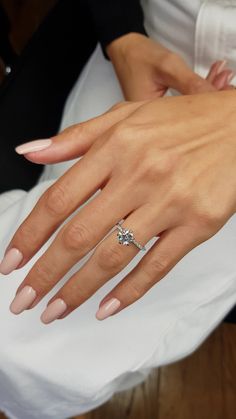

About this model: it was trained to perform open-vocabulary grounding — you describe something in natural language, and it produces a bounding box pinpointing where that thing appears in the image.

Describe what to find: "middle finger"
[9,177,138,314]
[39,203,171,324]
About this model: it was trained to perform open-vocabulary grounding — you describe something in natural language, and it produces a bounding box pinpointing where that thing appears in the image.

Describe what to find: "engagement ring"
[116,221,146,251]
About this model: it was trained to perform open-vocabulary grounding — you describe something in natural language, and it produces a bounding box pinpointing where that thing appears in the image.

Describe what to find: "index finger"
[0,137,112,275]
[16,101,144,165]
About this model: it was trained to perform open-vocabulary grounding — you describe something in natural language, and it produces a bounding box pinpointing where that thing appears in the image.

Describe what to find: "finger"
[9,179,144,314]
[206,61,235,90]
[173,69,216,94]
[206,60,227,83]
[38,204,171,324]
[222,84,236,91]
[1,138,113,273]
[96,225,201,319]
[212,70,235,90]
[15,101,145,164]
[162,54,216,94]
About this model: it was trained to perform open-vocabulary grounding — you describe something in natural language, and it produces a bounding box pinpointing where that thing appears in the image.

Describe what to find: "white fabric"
[0,1,236,418]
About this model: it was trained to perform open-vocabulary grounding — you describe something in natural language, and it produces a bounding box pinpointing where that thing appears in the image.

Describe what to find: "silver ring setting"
[116,221,146,251]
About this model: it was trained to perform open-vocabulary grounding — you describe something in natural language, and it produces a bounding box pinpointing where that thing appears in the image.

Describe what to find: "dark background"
[0,0,97,191]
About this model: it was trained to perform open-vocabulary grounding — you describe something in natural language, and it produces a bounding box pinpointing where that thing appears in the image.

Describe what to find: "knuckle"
[96,244,125,272]
[31,261,54,291]
[125,280,144,300]
[139,150,176,181]
[62,284,90,307]
[60,124,78,138]
[45,183,69,217]
[171,183,191,206]
[16,224,39,249]
[194,206,224,231]
[109,122,134,149]
[109,125,124,146]
[64,122,87,138]
[142,255,170,280]
[62,222,92,252]
[72,122,93,140]
[187,77,208,94]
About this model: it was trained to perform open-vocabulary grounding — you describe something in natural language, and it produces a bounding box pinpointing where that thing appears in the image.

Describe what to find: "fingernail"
[216,60,227,75]
[0,248,23,275]
[10,285,37,314]
[15,139,52,155]
[40,298,67,324]
[96,298,121,320]
[227,71,235,84]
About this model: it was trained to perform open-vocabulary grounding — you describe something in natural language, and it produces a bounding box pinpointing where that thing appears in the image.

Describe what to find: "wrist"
[106,32,147,61]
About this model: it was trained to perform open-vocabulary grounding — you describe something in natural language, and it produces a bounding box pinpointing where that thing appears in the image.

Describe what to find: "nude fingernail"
[10,285,37,314]
[15,139,52,155]
[0,248,23,275]
[40,298,67,324]
[216,59,227,75]
[96,298,121,320]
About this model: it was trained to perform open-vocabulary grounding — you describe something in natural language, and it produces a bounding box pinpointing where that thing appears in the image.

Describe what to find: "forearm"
[86,0,147,57]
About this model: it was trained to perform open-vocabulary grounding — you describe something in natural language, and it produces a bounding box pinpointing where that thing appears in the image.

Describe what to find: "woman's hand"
[1,91,236,324]
[107,33,234,100]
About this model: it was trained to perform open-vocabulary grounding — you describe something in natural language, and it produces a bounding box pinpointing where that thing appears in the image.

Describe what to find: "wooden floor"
[0,323,235,419]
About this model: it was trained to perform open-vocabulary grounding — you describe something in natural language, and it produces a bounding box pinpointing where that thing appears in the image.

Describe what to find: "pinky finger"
[212,70,235,90]
[96,225,201,320]
[206,60,226,83]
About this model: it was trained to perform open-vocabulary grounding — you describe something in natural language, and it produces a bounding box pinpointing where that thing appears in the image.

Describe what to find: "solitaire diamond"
[116,221,146,251]
[117,228,134,246]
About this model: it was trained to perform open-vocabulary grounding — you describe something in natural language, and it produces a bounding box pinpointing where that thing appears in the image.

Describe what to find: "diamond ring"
[116,221,146,251]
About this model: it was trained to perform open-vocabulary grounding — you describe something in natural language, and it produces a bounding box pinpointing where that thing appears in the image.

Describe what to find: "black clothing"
[87,0,147,55]
[0,0,146,192]
[0,6,17,66]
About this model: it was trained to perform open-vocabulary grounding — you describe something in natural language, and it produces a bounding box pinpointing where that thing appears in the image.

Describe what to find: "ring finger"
[38,204,173,324]
[96,224,202,320]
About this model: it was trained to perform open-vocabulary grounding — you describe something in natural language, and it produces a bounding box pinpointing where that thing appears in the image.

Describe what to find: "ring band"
[116,221,146,251]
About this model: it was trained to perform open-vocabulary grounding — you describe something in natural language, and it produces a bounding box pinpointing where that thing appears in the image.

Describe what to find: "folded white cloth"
[0,1,236,418]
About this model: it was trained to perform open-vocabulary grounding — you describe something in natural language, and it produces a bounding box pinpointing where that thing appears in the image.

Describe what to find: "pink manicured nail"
[15,139,52,155]
[0,248,23,275]
[227,71,235,84]
[216,60,227,75]
[40,298,67,324]
[96,298,121,320]
[10,285,37,314]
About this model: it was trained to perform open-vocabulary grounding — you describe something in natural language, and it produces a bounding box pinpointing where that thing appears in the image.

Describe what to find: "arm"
[87,1,233,100]
[86,0,147,57]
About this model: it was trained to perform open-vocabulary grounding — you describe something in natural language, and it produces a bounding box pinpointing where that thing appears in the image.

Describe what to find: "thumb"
[16,101,144,164]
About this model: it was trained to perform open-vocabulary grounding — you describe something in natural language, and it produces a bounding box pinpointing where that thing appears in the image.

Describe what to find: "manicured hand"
[1,90,236,324]
[106,33,235,100]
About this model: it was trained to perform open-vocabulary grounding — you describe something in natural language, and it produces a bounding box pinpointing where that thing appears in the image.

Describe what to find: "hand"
[107,33,234,100]
[2,90,236,324]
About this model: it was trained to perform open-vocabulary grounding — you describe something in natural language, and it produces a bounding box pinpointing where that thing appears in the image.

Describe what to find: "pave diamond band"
[116,221,146,251]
